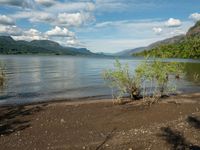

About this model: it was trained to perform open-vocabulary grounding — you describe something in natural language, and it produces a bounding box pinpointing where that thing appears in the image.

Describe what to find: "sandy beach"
[0,93,200,150]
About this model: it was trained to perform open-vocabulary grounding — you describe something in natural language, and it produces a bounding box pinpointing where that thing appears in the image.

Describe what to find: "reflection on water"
[183,63,200,84]
[0,55,199,105]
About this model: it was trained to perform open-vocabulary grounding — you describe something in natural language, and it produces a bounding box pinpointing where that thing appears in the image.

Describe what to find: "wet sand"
[0,93,200,150]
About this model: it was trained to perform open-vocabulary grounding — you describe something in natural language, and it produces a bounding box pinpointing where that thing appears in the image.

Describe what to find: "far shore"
[0,93,200,150]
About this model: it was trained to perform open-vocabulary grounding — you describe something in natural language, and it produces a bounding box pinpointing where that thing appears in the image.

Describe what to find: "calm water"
[0,55,199,105]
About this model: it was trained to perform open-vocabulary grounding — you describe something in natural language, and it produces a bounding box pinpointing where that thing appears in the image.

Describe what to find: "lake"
[0,55,199,105]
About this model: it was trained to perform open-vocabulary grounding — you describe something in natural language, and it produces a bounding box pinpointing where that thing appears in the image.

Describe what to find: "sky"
[0,0,200,53]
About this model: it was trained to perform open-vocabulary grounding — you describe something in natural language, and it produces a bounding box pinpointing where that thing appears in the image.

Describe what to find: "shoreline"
[0,92,200,150]
[1,92,199,107]
[26,92,200,107]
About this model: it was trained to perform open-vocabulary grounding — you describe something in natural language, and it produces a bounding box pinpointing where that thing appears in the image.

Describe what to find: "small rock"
[128,148,133,150]
[105,144,109,147]
[61,119,65,123]
[82,146,86,149]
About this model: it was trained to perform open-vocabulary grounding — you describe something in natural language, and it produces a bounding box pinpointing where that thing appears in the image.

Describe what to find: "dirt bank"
[0,93,200,150]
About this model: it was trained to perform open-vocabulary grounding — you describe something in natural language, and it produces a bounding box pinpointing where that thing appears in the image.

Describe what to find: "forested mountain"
[114,47,146,56]
[133,21,200,59]
[0,36,95,56]
[115,35,185,57]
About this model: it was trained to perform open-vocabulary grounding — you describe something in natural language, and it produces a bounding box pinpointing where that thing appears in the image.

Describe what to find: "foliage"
[103,60,141,101]
[135,58,183,98]
[0,64,5,87]
[133,37,200,59]
[103,59,183,103]
[182,62,200,84]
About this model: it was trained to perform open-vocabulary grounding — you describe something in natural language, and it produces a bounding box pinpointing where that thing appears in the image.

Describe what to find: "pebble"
[105,144,109,147]
[128,148,133,150]
[61,119,65,123]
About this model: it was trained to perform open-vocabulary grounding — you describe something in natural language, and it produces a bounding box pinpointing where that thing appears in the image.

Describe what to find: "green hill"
[133,21,200,59]
[0,36,94,56]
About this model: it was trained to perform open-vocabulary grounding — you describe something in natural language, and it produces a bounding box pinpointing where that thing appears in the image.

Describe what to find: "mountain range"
[116,20,200,59]
[0,36,99,56]
[115,35,186,57]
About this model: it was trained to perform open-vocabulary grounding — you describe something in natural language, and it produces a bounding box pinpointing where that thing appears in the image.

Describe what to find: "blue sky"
[0,0,200,53]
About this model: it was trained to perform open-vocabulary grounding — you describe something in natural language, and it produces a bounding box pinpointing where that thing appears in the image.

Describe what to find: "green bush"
[135,58,183,98]
[103,59,183,103]
[103,60,141,101]
[0,64,5,87]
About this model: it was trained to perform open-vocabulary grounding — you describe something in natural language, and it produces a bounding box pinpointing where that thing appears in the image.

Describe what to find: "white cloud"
[45,2,95,13]
[12,11,55,23]
[24,28,41,37]
[189,13,200,22]
[29,12,54,23]
[11,2,95,27]
[12,28,45,41]
[95,0,158,13]
[95,0,128,12]
[57,12,94,27]
[12,35,42,41]
[0,15,15,25]
[169,29,185,36]
[152,27,162,34]
[35,0,56,7]
[95,21,114,28]
[65,38,81,46]
[0,25,22,36]
[0,0,33,8]
[165,18,182,27]
[45,26,75,37]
